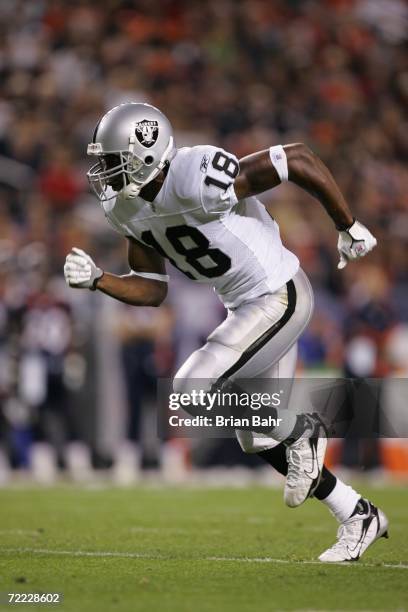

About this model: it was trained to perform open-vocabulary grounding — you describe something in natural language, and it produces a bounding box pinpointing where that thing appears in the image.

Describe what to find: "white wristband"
[130,270,169,283]
[269,145,288,182]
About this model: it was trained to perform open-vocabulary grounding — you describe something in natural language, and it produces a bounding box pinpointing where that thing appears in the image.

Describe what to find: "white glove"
[337,220,377,270]
[64,247,103,290]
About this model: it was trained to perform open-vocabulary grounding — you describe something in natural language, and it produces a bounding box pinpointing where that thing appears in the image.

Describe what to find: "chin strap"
[122,183,140,199]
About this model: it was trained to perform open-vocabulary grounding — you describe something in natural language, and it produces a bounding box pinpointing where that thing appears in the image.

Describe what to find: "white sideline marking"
[130,527,189,535]
[1,548,157,560]
[0,529,40,536]
[1,547,407,570]
[129,526,222,535]
[208,556,408,570]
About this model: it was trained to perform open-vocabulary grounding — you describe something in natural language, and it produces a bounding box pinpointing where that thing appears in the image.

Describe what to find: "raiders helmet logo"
[135,119,159,148]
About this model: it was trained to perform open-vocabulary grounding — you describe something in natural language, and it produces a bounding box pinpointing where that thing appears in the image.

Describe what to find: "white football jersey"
[102,145,299,308]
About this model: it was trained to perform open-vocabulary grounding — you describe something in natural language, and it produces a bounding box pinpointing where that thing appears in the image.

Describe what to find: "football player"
[64,103,388,562]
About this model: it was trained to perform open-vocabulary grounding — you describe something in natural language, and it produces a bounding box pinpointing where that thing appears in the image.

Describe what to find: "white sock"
[320,478,361,523]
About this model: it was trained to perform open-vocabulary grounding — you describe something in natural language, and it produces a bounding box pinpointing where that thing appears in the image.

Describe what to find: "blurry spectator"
[114,303,174,472]
[39,148,82,212]
[340,265,397,472]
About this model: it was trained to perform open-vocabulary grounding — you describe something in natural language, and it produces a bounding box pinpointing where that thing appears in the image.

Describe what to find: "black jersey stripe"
[220,279,297,379]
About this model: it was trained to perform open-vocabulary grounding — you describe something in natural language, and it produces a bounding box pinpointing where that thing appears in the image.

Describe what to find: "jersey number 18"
[142,225,231,279]
[141,152,238,279]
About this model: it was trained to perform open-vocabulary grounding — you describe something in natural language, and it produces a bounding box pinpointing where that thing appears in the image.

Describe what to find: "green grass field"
[0,484,406,611]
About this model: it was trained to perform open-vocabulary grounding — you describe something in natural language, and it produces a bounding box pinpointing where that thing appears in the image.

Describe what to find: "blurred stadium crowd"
[0,0,407,482]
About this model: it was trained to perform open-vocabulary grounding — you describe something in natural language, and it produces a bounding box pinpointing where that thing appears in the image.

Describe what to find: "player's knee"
[173,347,221,394]
[172,374,213,397]
[173,360,198,395]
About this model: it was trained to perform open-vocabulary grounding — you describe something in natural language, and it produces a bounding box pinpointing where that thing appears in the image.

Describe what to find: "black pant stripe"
[220,279,297,379]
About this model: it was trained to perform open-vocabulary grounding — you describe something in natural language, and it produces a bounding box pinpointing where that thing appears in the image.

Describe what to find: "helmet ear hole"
[144,155,154,165]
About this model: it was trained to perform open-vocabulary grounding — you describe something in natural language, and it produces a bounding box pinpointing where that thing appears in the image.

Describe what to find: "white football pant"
[174,268,314,452]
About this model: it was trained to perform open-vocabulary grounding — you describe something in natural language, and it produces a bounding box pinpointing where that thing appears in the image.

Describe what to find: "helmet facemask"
[87,132,175,202]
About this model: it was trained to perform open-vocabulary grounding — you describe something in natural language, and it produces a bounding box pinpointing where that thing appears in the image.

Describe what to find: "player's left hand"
[337,220,377,270]
[64,247,103,289]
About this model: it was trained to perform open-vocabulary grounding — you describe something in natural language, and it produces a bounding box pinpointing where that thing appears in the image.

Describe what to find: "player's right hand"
[64,247,103,290]
[337,220,377,270]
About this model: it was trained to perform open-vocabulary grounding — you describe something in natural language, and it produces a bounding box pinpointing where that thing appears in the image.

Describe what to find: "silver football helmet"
[87,102,176,201]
